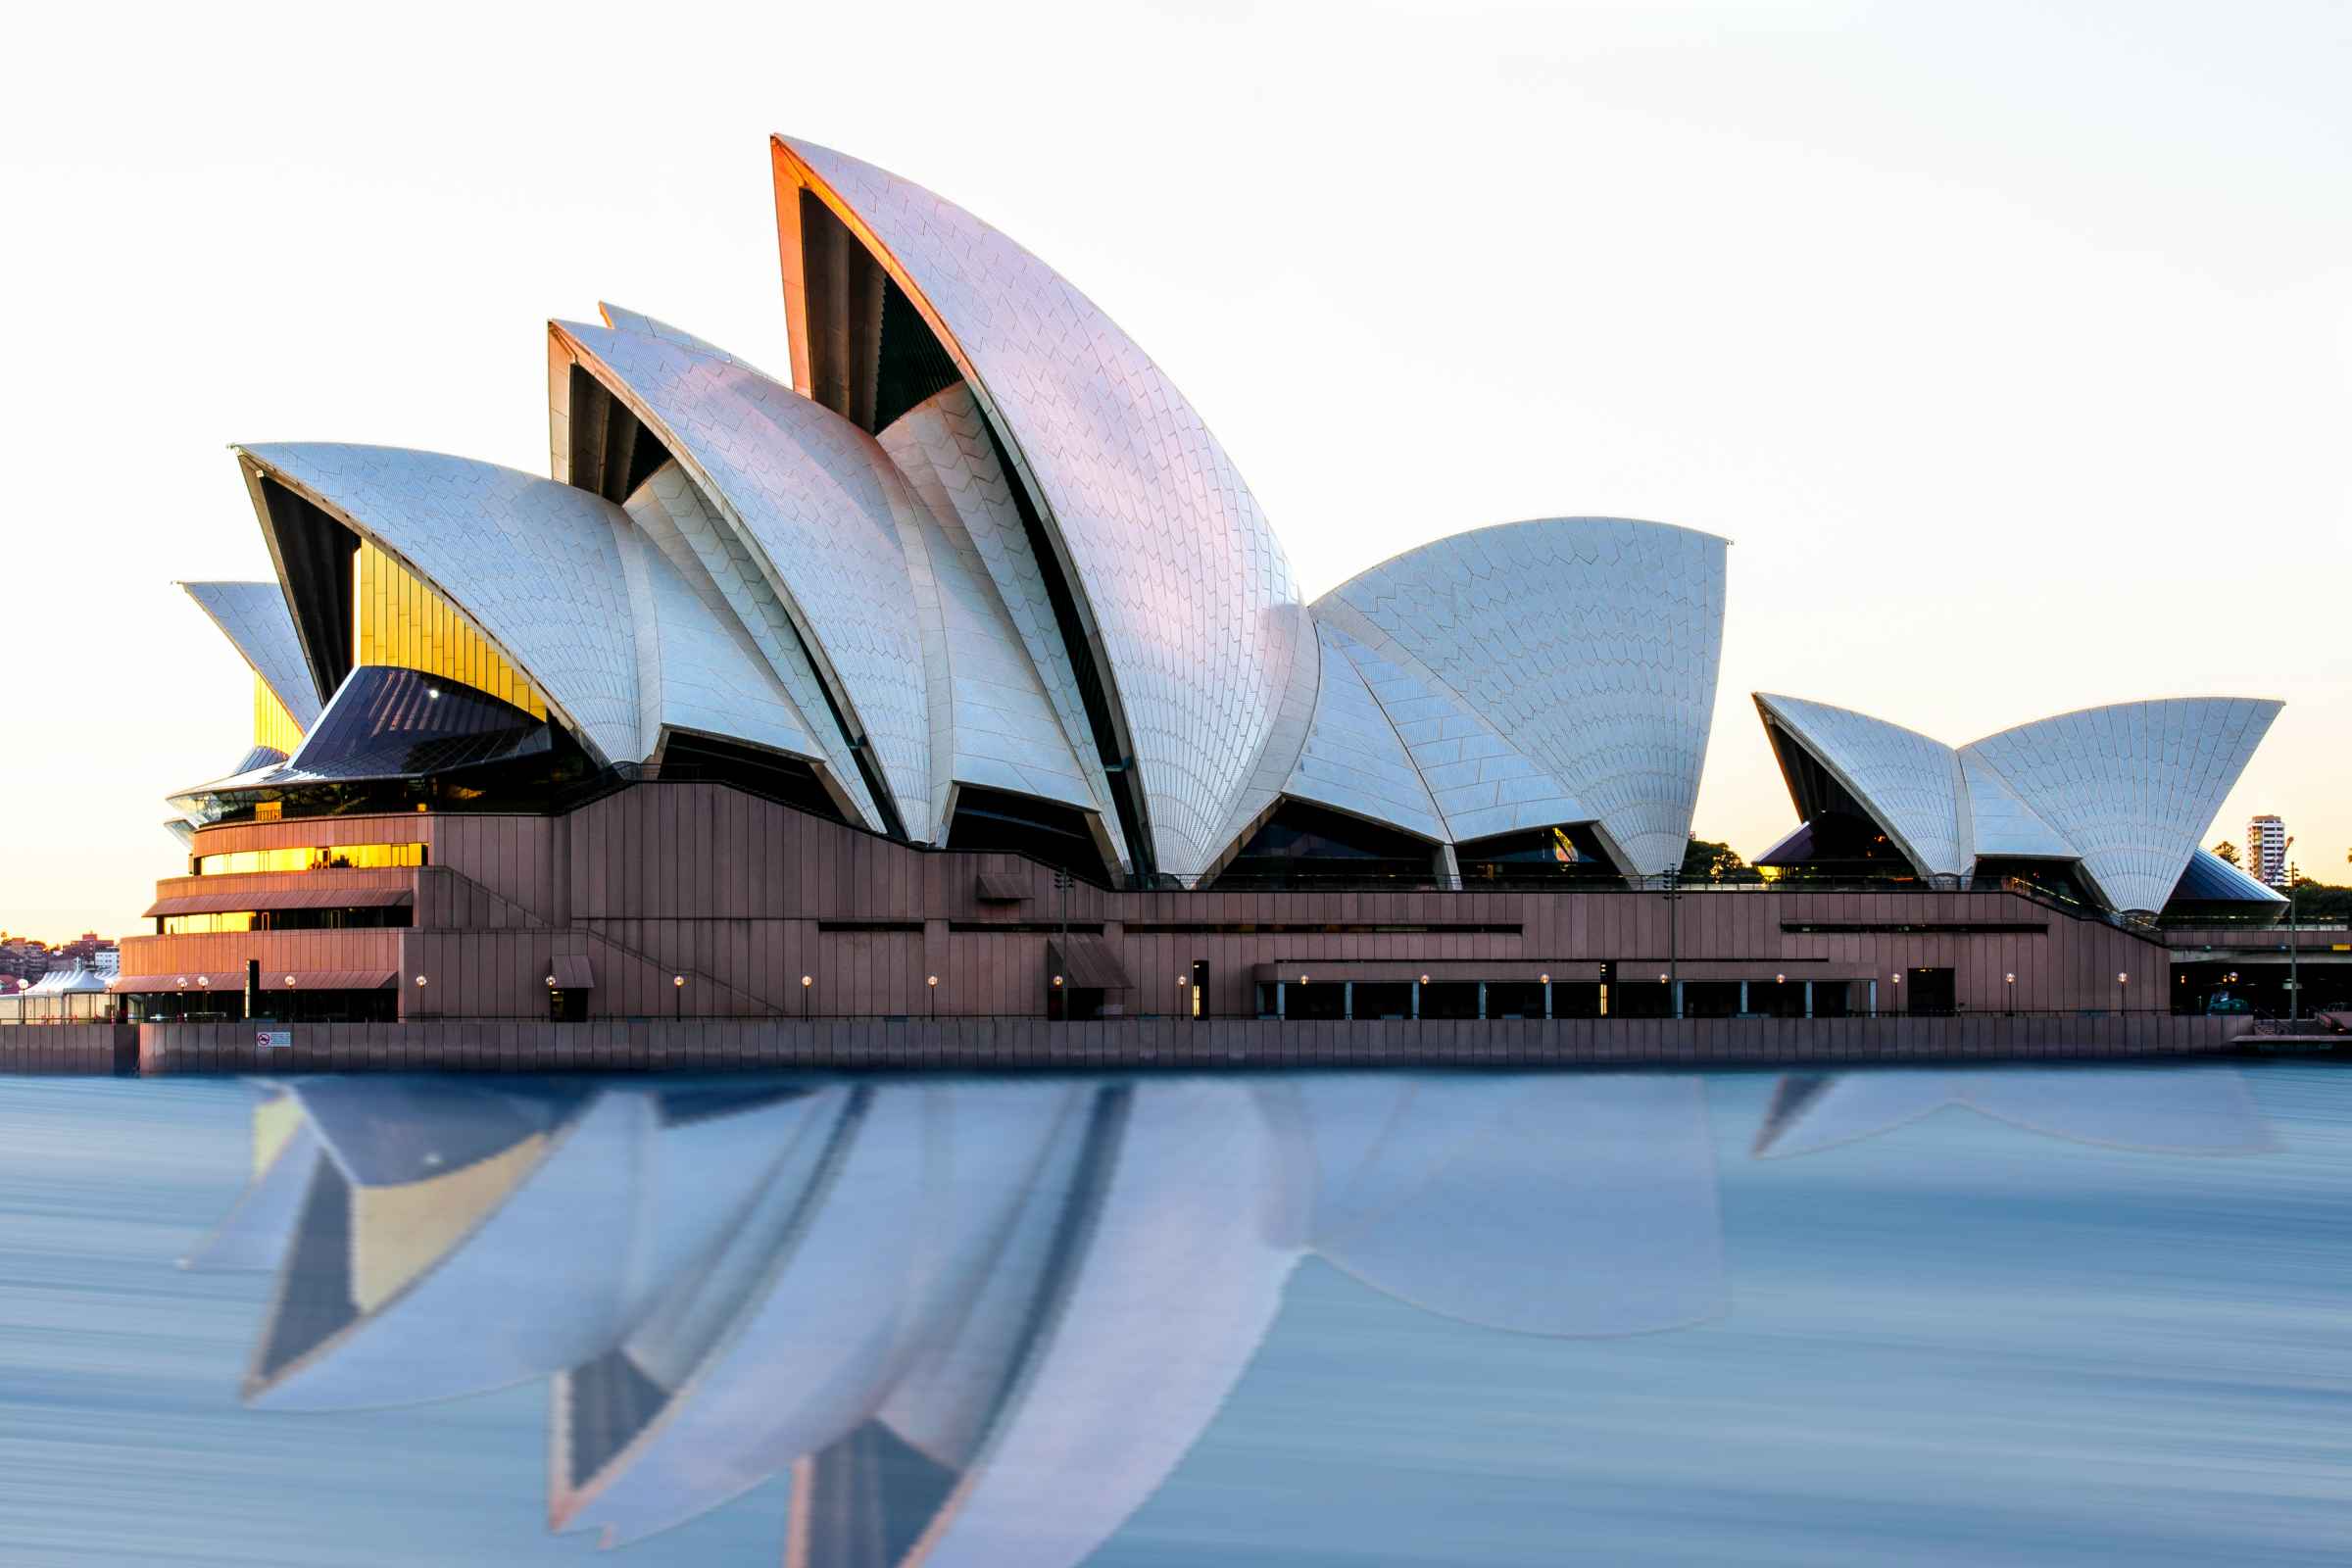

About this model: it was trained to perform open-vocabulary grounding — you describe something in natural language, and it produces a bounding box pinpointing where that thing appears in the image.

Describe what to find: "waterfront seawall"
[106,1013,2288,1077]
[0,1025,138,1075]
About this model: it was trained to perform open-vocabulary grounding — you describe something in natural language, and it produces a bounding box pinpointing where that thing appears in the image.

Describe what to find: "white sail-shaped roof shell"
[236,443,644,766]
[1756,693,1972,879]
[1270,621,1448,844]
[1754,694,2280,910]
[774,136,1318,880]
[552,318,935,835]
[1316,518,1728,875]
[1959,698,2282,915]
[1303,606,1584,847]
[180,580,321,730]
[1958,751,2076,859]
[877,386,1108,837]
[612,471,830,772]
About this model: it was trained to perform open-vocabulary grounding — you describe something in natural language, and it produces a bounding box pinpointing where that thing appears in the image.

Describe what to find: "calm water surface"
[2,1064,2350,1565]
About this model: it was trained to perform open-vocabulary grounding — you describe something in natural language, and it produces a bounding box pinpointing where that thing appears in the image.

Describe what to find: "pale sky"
[3,0,2346,940]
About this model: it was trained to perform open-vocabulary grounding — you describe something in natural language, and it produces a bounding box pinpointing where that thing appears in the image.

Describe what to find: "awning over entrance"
[1047,936,1131,990]
[550,955,596,991]
[111,969,397,993]
[975,871,1030,903]
[143,886,415,918]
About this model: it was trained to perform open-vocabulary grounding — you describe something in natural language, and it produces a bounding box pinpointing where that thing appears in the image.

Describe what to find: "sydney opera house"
[87,135,2331,1066]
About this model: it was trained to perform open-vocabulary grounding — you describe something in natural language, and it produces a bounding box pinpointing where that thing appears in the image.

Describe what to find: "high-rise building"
[2247,814,2289,888]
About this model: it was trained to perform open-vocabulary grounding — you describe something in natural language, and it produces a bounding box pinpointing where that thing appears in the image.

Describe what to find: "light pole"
[927,973,938,1019]
[2005,972,2016,1016]
[2287,860,2301,1024]
[2116,971,2129,1016]
[1661,865,1683,1018]
[800,974,811,1020]
[672,973,686,1020]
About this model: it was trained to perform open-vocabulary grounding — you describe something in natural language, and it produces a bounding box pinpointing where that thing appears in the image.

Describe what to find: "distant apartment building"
[2247,814,2289,888]
[0,932,119,987]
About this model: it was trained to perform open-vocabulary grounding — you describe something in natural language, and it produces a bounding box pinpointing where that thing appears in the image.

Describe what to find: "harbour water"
[2,1064,2349,1565]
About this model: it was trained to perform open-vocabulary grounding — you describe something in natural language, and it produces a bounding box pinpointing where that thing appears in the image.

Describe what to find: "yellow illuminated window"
[353,541,546,718]
[254,676,305,756]
[192,843,427,876]
[160,911,258,935]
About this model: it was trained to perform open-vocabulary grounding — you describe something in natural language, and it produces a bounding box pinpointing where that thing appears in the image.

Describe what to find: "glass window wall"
[192,843,427,876]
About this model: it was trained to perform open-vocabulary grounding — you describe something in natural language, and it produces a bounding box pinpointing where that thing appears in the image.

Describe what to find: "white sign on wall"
[257,1030,293,1051]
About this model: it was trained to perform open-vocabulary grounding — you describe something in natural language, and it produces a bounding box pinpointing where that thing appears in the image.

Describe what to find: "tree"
[1682,837,1765,883]
[2212,840,2240,866]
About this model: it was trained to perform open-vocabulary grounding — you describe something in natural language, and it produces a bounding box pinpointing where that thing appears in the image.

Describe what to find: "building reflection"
[189,1073,1725,1563]
[1750,1067,2277,1158]
[190,1065,2276,1561]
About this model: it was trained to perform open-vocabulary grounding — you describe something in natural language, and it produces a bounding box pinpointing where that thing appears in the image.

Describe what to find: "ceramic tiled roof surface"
[237,443,643,765]
[1321,519,1728,875]
[777,136,1317,879]
[556,318,934,833]
[180,580,321,727]
[1962,698,2282,914]
[1755,694,1971,878]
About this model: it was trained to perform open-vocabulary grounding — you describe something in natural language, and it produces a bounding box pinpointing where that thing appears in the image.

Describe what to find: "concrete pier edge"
[0,1014,2330,1078]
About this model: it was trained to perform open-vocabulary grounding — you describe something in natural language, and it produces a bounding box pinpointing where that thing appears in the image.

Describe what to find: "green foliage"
[2284,877,2352,922]
[1682,838,1765,883]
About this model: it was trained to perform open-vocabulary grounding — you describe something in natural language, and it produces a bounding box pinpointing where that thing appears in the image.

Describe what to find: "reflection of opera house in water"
[87,132,2332,1059]
[193,1067,2272,1562]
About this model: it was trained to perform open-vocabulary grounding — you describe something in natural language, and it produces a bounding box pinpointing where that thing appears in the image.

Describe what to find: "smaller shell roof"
[181,581,321,730]
[2171,846,2287,906]
[1318,517,1729,875]
[1752,692,2284,915]
[1754,693,1969,879]
[237,443,645,767]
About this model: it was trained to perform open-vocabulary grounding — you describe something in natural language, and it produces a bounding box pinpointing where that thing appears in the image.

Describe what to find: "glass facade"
[1219,801,1438,889]
[157,906,413,935]
[119,990,398,1024]
[354,540,547,719]
[1455,824,1623,885]
[254,675,306,755]
[193,843,427,876]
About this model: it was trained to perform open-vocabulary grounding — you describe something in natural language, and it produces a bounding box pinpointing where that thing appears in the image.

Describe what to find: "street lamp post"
[927,973,939,1019]
[2116,971,2129,1016]
[1661,866,1683,1018]
[800,974,811,1021]
[673,974,686,1020]
[2287,861,2301,1024]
